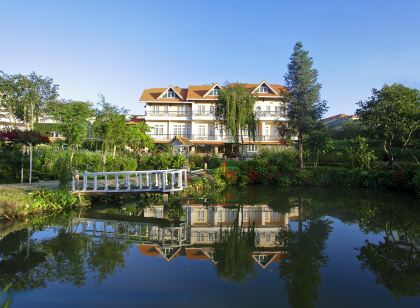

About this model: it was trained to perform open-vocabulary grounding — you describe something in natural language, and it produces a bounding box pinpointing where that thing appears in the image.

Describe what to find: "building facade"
[139,81,288,156]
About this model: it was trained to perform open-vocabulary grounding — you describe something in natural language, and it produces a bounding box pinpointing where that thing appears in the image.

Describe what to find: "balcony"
[255,111,286,120]
[145,111,192,121]
[148,134,283,143]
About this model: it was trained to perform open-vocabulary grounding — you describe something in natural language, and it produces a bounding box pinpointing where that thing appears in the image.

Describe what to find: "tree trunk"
[240,128,244,158]
[298,132,304,169]
[20,145,25,183]
[384,139,394,167]
[29,143,33,184]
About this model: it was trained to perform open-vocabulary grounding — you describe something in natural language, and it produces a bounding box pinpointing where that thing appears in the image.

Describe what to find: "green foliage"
[216,83,257,151]
[305,129,333,168]
[188,154,222,170]
[53,151,73,186]
[284,42,328,168]
[125,122,155,152]
[347,136,377,170]
[48,100,94,147]
[0,71,59,130]
[32,188,78,212]
[138,153,187,170]
[93,95,128,155]
[356,84,420,164]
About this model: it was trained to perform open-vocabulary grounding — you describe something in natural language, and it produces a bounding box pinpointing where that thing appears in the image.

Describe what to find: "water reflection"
[1,188,419,307]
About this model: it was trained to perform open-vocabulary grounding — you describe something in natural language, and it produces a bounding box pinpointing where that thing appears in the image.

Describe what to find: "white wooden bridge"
[72,169,188,195]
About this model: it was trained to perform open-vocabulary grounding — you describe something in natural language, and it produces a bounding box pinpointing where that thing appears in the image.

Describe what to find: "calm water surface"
[1,187,419,307]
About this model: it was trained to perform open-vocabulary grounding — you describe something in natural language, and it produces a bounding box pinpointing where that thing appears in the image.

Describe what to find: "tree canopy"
[48,100,94,148]
[216,83,257,155]
[283,42,327,168]
[0,71,58,129]
[356,83,420,165]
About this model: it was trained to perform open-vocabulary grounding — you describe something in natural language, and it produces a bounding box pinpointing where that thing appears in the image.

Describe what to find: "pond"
[0,187,419,307]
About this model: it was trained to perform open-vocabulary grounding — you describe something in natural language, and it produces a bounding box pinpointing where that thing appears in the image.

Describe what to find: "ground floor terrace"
[151,133,289,157]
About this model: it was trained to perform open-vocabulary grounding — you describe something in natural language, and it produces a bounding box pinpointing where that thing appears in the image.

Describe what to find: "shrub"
[32,188,78,212]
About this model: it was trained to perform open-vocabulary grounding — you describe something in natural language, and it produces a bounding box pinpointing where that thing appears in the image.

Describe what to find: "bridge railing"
[72,169,188,193]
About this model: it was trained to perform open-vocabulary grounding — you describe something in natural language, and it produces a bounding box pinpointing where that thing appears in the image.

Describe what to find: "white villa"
[139,81,288,156]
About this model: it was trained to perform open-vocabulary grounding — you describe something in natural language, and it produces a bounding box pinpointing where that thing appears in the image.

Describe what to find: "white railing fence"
[72,169,188,193]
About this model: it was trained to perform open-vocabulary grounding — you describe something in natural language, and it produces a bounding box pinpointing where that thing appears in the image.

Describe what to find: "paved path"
[0,181,60,191]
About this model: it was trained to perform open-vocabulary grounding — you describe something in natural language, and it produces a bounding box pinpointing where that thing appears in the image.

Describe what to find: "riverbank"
[0,181,88,221]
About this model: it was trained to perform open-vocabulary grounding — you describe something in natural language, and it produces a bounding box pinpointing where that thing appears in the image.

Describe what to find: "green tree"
[48,100,94,184]
[0,71,19,127]
[216,83,257,156]
[48,100,93,147]
[283,42,328,169]
[305,129,333,168]
[125,122,155,153]
[347,136,376,170]
[93,95,128,162]
[356,84,420,165]
[0,72,58,130]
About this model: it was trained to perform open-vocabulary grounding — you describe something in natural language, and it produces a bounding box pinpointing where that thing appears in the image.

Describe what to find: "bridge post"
[178,171,182,188]
[147,173,151,190]
[83,171,88,191]
[115,174,119,191]
[125,172,130,190]
[104,175,108,191]
[93,175,98,191]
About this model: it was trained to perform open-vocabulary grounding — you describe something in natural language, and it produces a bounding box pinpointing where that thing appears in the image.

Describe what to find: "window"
[275,106,281,115]
[197,209,205,221]
[266,106,270,114]
[247,144,257,153]
[162,89,176,98]
[218,211,223,220]
[208,232,215,242]
[258,85,269,93]
[243,210,249,220]
[264,125,270,137]
[209,105,215,115]
[151,105,160,114]
[256,106,261,116]
[197,232,205,242]
[154,124,164,135]
[198,105,206,115]
[177,105,186,114]
[198,124,206,137]
[173,124,186,136]
[265,233,271,242]
[208,88,219,96]
[163,105,168,114]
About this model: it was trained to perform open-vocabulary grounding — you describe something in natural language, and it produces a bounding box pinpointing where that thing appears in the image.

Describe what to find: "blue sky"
[1,0,419,116]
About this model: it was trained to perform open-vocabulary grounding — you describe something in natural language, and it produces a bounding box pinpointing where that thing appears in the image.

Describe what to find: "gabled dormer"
[204,84,221,97]
[158,86,184,100]
[252,81,278,95]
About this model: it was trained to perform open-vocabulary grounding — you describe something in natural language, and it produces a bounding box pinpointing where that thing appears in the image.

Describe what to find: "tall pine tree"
[284,42,327,168]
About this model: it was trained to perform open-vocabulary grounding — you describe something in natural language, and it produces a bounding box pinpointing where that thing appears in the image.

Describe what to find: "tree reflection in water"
[355,199,420,298]
[213,206,256,282]
[0,225,129,292]
[277,217,332,308]
[0,187,419,306]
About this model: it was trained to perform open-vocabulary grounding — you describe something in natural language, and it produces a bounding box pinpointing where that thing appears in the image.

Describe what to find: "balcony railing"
[148,134,283,142]
[146,111,286,118]
[146,111,192,117]
[256,111,286,118]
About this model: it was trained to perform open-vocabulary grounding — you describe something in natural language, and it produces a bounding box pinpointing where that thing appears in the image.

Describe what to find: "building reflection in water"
[72,202,300,269]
